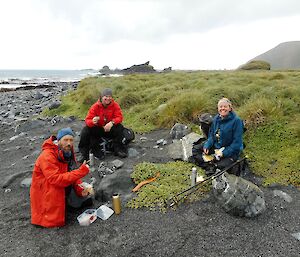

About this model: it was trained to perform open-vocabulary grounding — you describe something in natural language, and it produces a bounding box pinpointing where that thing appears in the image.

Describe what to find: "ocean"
[0,69,100,89]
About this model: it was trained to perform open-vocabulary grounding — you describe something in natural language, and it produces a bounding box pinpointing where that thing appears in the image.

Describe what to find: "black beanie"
[101,88,113,97]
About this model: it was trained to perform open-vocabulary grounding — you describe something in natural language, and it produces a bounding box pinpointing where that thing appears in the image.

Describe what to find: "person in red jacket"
[78,88,128,160]
[30,127,90,228]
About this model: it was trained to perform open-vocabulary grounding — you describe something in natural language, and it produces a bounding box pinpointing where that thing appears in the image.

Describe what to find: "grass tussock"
[43,70,300,191]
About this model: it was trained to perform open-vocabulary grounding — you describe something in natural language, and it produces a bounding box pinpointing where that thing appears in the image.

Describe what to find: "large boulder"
[170,123,191,139]
[212,172,266,217]
[167,132,203,161]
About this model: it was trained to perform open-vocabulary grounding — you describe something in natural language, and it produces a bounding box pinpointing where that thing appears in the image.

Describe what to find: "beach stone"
[291,232,300,241]
[20,178,32,188]
[170,123,191,139]
[273,190,293,203]
[48,101,61,110]
[111,159,124,169]
[212,172,266,217]
[128,148,139,158]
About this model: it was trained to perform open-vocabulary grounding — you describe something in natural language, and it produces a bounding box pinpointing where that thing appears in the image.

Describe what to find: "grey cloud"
[36,0,300,43]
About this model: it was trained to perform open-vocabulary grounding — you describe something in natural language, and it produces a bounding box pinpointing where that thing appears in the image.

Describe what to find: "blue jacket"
[203,111,244,160]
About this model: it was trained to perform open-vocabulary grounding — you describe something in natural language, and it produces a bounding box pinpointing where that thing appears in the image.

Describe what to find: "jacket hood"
[42,136,58,151]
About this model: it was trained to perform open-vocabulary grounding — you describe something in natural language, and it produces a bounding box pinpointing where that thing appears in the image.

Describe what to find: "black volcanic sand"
[0,83,299,257]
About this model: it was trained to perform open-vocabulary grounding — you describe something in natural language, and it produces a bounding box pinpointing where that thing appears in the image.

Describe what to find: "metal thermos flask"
[89,152,94,167]
[191,167,197,186]
[112,194,121,215]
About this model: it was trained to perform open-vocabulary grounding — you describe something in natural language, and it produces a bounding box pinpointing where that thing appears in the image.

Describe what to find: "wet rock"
[128,148,139,158]
[48,101,61,110]
[20,178,32,188]
[111,159,124,169]
[170,123,191,139]
[212,172,266,217]
[291,232,300,241]
[273,190,293,203]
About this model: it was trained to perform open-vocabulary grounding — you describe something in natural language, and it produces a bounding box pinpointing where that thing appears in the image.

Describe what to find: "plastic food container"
[77,209,97,226]
[97,205,114,220]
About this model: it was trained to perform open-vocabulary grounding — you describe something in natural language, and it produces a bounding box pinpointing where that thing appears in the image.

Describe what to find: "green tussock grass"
[126,161,209,211]
[43,70,300,199]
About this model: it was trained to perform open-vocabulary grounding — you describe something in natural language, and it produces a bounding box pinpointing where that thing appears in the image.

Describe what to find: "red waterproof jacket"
[30,136,89,228]
[85,99,123,127]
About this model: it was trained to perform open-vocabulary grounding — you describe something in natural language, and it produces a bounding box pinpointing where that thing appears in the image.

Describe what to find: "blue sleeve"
[222,118,244,157]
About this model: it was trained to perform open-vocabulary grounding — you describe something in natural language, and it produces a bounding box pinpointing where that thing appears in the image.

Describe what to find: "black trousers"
[192,142,235,171]
[78,124,125,158]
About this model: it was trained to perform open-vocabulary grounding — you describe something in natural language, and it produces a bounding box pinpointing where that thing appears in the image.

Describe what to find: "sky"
[0,0,300,70]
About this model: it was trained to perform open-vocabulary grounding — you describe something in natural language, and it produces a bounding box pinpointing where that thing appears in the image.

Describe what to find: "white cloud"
[0,0,300,69]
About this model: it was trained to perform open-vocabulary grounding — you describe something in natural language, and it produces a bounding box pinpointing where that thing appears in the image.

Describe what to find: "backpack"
[122,127,135,145]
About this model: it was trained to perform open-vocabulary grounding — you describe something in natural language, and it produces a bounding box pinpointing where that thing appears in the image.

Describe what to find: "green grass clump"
[239,60,271,70]
[244,121,300,186]
[127,161,209,211]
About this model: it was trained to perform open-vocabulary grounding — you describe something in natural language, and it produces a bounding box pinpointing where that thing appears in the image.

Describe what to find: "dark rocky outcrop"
[122,61,156,74]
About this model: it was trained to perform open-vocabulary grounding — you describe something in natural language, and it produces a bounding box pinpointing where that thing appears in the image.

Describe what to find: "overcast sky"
[0,0,300,70]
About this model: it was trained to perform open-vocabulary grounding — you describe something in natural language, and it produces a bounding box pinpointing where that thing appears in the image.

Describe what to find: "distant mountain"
[251,41,300,70]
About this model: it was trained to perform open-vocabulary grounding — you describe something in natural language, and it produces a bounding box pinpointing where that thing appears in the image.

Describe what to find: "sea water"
[0,69,99,89]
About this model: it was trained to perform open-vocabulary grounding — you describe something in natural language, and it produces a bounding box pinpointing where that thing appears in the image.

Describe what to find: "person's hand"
[92,116,100,125]
[82,160,90,169]
[203,148,209,155]
[104,121,113,132]
[81,190,89,197]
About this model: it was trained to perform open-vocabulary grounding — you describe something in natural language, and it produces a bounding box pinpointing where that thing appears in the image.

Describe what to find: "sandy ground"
[0,86,299,257]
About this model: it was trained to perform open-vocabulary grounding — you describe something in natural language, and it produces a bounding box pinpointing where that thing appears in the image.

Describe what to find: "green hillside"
[44,71,300,187]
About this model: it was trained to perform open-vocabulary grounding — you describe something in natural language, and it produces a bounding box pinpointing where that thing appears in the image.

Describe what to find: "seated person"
[193,98,244,174]
[30,127,91,228]
[78,88,127,161]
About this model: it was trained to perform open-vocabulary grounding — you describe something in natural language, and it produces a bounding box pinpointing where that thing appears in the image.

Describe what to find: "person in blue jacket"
[194,98,244,174]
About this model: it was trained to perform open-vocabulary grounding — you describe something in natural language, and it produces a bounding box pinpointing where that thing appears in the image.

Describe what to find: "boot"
[114,143,128,158]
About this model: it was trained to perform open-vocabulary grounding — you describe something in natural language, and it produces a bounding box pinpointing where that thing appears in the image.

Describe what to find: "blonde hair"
[218,98,232,108]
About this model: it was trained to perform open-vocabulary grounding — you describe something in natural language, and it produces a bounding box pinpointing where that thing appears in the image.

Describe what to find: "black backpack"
[122,127,135,145]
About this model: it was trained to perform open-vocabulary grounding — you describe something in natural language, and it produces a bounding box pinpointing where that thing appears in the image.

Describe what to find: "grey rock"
[48,101,61,110]
[181,132,202,161]
[20,178,32,188]
[291,232,300,241]
[273,190,293,203]
[111,159,124,169]
[128,148,139,158]
[170,123,191,139]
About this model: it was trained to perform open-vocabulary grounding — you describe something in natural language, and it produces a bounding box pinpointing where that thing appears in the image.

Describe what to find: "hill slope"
[251,41,300,69]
